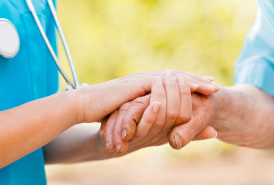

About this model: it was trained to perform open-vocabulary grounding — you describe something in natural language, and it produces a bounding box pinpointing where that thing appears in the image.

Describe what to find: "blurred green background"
[58,0,255,87]
[47,0,274,185]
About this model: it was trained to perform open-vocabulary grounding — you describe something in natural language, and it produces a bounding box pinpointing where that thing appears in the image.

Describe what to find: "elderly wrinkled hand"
[99,71,219,154]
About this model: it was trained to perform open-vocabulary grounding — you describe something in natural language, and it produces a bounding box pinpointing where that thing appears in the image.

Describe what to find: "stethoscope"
[0,0,88,91]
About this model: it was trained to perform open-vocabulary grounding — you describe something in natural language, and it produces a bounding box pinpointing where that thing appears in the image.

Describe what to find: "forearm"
[212,84,274,149]
[44,124,138,164]
[0,74,153,167]
[0,90,81,168]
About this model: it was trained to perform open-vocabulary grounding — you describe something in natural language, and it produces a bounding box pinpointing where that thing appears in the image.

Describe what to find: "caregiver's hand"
[99,71,219,154]
[0,70,217,168]
[80,70,219,123]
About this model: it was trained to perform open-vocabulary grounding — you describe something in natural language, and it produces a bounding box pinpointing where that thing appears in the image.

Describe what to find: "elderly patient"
[100,0,274,152]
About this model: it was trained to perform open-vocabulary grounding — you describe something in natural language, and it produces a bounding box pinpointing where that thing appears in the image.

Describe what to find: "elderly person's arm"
[168,85,274,149]
[170,0,274,149]
[104,0,274,150]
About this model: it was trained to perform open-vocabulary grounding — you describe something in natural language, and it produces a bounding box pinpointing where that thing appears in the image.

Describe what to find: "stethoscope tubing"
[47,0,79,88]
[26,0,79,89]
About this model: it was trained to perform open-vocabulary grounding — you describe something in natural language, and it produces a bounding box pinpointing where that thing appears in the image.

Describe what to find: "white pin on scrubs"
[0,19,20,58]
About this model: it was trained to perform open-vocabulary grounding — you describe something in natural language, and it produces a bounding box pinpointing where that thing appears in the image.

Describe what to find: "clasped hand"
[98,70,219,154]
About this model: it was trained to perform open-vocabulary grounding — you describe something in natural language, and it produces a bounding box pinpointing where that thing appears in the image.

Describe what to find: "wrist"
[61,88,86,125]
[210,86,231,129]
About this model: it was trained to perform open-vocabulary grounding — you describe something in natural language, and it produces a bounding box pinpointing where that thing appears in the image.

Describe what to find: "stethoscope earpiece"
[80,83,89,88]
[63,85,73,91]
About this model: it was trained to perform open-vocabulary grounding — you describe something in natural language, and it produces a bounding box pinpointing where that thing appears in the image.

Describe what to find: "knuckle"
[167,81,178,88]
[154,91,165,99]
[153,120,165,129]
[179,89,190,96]
[182,125,196,141]
[134,96,149,106]
[142,115,155,124]
[119,102,132,112]
[127,109,141,120]
[167,110,179,120]
[122,115,135,124]
[122,121,136,132]
[177,115,191,124]
[113,133,122,142]
[150,135,160,144]
[134,132,144,139]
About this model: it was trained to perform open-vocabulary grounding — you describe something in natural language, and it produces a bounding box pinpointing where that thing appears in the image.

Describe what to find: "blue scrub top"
[0,0,58,184]
[234,0,274,97]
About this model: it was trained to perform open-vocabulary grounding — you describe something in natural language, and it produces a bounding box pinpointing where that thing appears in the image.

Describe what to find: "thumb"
[193,126,217,141]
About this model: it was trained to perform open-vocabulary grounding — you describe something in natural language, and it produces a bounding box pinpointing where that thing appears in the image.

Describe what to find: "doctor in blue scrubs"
[0,0,220,184]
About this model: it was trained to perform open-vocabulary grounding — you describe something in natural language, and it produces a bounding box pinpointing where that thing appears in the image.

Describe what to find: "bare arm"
[0,73,153,168]
[0,70,218,167]
[42,71,219,164]
[168,84,274,149]
[43,124,118,164]
[211,85,274,149]
[0,91,79,168]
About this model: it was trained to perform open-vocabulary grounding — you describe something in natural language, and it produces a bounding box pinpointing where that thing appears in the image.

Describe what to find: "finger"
[167,116,204,150]
[175,75,192,126]
[193,126,217,140]
[98,117,108,137]
[188,82,200,92]
[104,111,119,152]
[134,102,161,140]
[131,76,167,143]
[150,136,168,147]
[121,95,151,142]
[202,76,214,82]
[112,102,133,154]
[150,70,180,143]
[173,70,216,86]
[183,75,219,95]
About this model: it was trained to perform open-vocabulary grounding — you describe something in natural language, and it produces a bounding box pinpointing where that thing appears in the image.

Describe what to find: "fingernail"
[202,76,214,81]
[211,82,220,91]
[178,75,186,85]
[214,131,218,138]
[155,76,162,86]
[122,129,127,140]
[189,83,199,90]
[165,70,176,80]
[174,134,182,150]
[116,145,122,154]
[206,84,216,91]
[164,70,172,77]
[106,143,111,151]
[153,102,161,113]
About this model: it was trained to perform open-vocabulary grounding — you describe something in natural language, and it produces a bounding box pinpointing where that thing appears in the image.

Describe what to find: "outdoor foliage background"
[46,1,274,185]
[58,0,255,86]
